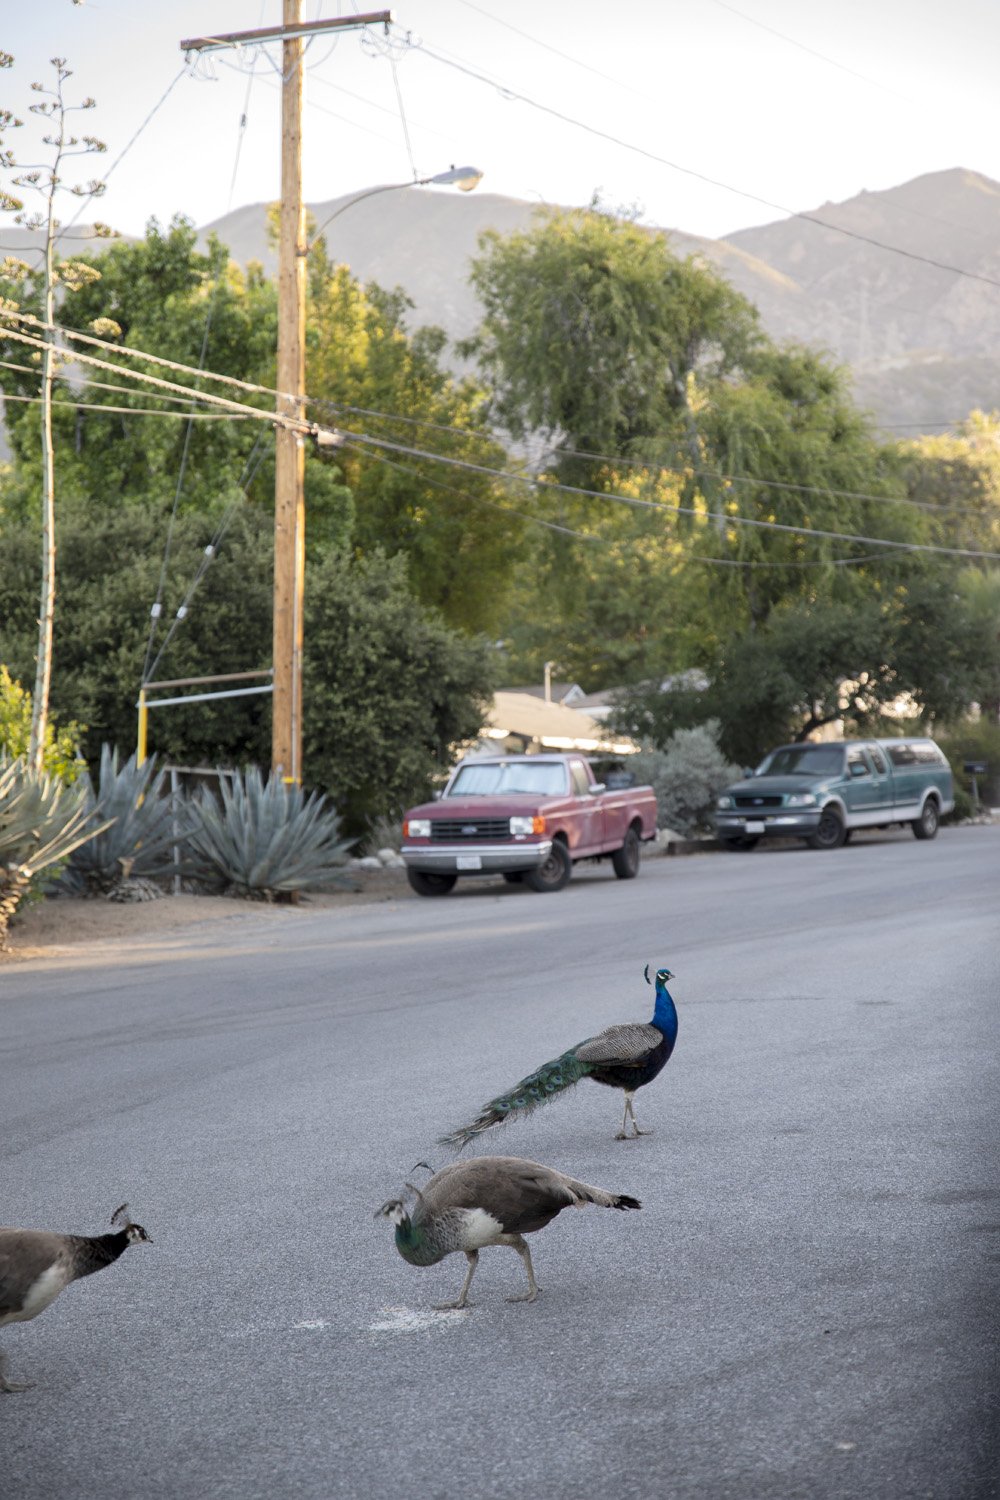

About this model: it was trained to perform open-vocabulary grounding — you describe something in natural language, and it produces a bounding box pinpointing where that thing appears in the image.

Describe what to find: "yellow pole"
[137,688,148,766]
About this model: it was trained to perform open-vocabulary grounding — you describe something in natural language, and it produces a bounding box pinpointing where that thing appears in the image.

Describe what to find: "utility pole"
[180,8,393,785]
[273,0,307,785]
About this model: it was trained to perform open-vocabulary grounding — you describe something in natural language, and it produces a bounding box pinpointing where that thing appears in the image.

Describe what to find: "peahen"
[0,1204,152,1393]
[439,964,678,1147]
[377,1155,641,1309]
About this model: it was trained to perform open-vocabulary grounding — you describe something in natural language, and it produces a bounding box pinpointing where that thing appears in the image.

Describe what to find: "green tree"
[463,203,760,459]
[306,250,525,632]
[612,581,987,767]
[303,547,493,831]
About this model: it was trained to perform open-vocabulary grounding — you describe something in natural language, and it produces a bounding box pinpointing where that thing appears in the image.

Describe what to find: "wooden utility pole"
[273,0,307,784]
[180,8,393,785]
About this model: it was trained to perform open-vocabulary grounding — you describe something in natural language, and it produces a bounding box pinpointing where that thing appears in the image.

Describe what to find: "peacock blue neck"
[651,979,679,1044]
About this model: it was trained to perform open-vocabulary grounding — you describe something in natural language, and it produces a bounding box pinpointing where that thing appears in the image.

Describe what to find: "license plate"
[744,820,765,834]
[456,854,482,870]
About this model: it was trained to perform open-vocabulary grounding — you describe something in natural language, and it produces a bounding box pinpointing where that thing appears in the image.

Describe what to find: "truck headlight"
[404,818,431,838]
[785,793,816,807]
[716,795,733,810]
[510,815,545,835]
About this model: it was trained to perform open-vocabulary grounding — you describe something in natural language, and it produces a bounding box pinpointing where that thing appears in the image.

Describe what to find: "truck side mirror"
[589,782,606,794]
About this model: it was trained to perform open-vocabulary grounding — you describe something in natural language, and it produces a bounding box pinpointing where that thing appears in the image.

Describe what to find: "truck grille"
[431,818,511,841]
[734,795,783,809]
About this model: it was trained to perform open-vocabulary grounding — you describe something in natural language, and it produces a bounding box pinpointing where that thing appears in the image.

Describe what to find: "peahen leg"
[505,1235,539,1303]
[435,1251,478,1311]
[0,1351,34,1394]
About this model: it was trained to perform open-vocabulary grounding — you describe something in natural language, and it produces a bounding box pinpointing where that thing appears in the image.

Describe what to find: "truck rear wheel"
[611,824,641,879]
[406,869,458,897]
[912,798,940,840]
[525,840,572,893]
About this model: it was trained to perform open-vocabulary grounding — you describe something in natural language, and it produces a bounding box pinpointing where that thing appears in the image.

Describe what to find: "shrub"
[0,756,106,947]
[935,718,1000,811]
[630,721,742,837]
[0,665,85,783]
[183,765,355,899]
[59,746,186,896]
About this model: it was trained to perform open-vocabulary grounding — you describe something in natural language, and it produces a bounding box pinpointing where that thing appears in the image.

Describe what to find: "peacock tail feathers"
[438,1045,595,1150]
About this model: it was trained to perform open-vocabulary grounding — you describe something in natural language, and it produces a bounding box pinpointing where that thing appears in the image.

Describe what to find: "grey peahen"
[377,1155,641,1309]
[0,1204,152,1393]
[439,964,679,1148]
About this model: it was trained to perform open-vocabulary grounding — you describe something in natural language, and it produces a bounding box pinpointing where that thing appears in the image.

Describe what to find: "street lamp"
[304,165,483,255]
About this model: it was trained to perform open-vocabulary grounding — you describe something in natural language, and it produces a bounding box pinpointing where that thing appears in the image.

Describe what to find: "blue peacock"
[439,964,679,1147]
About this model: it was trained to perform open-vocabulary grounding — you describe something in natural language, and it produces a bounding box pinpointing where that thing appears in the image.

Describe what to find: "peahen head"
[111,1203,153,1246]
[375,1199,410,1228]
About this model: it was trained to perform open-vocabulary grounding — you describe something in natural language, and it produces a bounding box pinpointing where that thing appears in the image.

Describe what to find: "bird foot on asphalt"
[615,1127,653,1139]
[505,1289,539,1303]
[433,1300,470,1312]
[0,1377,35,1393]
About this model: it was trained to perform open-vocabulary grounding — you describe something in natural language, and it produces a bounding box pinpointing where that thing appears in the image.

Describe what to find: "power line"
[333,423,1000,561]
[0,392,251,420]
[6,314,996,556]
[309,394,989,519]
[407,34,1000,293]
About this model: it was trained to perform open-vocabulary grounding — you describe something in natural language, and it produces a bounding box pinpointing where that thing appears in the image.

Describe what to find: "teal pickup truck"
[714,737,955,851]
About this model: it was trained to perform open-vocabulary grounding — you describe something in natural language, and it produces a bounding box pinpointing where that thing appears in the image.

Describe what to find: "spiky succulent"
[60,745,186,896]
[0,755,108,948]
[183,765,354,898]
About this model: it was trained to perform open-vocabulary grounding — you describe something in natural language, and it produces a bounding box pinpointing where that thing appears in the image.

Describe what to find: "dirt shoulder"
[3,866,413,963]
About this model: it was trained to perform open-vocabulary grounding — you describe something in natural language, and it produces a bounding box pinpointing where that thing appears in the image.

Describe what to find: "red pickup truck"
[401,753,658,896]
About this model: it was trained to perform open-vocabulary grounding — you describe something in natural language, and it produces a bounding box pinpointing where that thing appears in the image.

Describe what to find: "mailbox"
[963,760,989,775]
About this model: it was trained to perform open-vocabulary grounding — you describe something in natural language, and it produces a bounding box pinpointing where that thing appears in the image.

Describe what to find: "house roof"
[509,681,584,705]
[484,691,637,755]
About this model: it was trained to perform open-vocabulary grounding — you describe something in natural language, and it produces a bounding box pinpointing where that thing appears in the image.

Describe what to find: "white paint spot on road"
[293,1319,331,1330]
[368,1304,467,1334]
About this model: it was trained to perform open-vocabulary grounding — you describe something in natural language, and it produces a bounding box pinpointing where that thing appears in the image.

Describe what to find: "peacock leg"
[0,1351,34,1394]
[504,1235,539,1303]
[617,1092,652,1139]
[435,1250,478,1311]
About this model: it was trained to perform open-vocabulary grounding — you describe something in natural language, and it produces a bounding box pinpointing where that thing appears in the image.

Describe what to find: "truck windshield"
[448,762,569,796]
[757,745,845,776]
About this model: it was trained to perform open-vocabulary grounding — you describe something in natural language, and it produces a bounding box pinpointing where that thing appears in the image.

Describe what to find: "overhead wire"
[405,34,1000,293]
[143,51,263,684]
[6,309,995,541]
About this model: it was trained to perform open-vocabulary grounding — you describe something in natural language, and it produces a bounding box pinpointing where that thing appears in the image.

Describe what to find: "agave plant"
[0,756,109,949]
[60,746,187,897]
[184,766,354,899]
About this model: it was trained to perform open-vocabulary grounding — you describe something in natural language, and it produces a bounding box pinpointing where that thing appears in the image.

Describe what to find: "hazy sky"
[4,0,999,244]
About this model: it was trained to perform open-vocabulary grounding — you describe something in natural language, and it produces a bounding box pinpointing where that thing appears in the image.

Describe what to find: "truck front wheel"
[611,824,641,879]
[912,799,940,840]
[525,840,572,893]
[806,807,847,850]
[406,869,458,897]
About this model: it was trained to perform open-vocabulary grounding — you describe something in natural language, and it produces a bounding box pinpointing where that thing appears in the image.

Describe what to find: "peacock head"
[644,964,675,986]
[111,1203,154,1246]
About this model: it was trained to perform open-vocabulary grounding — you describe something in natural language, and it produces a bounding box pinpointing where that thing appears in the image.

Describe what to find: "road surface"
[2,825,999,1499]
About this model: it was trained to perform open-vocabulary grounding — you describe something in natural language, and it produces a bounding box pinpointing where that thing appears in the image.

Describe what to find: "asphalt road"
[2,826,999,1500]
